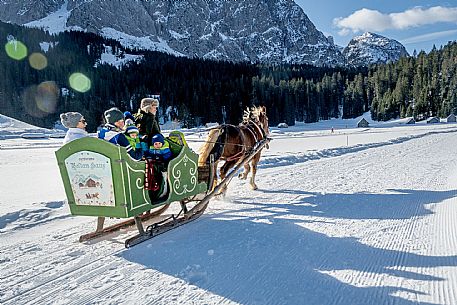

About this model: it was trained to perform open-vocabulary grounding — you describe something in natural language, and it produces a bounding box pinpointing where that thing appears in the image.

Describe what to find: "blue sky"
[295,0,457,54]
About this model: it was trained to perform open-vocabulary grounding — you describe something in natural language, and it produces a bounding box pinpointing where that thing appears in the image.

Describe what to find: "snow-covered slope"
[0,113,51,137]
[1,115,457,304]
[0,0,344,66]
[343,32,409,66]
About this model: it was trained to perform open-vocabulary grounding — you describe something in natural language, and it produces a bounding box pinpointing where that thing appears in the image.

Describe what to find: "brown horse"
[198,106,269,194]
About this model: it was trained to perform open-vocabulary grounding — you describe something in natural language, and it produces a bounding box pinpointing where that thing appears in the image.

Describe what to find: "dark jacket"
[98,124,144,160]
[134,110,160,146]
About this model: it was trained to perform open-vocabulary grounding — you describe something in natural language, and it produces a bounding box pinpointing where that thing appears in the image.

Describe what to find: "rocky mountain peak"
[343,32,409,66]
[0,0,345,66]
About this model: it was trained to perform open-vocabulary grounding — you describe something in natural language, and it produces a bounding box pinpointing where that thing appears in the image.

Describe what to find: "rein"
[195,117,268,150]
[224,119,266,161]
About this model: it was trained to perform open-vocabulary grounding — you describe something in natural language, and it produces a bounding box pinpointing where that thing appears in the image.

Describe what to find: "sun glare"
[5,40,27,60]
[29,52,48,70]
[69,72,91,93]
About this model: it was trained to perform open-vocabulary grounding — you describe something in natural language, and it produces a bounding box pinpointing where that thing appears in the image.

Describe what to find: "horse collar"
[249,119,266,140]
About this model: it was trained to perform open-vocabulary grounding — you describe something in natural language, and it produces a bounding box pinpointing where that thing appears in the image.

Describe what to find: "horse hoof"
[250,185,258,190]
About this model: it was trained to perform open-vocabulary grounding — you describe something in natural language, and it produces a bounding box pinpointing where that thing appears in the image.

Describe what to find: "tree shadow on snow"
[118,188,457,305]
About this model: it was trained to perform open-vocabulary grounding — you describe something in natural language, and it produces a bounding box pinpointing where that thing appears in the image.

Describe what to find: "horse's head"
[250,106,269,138]
[243,106,269,149]
[257,106,269,137]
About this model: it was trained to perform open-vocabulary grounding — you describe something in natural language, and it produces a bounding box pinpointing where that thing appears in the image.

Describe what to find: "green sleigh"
[55,137,210,246]
[56,135,268,247]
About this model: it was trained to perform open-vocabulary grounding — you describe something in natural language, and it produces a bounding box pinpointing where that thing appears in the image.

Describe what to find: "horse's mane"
[242,106,262,124]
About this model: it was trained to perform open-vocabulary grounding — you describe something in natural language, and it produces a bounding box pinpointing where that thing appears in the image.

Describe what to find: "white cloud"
[401,29,457,44]
[334,6,457,35]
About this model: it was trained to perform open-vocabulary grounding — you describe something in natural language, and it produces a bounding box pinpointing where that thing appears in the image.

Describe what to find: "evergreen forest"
[0,21,456,132]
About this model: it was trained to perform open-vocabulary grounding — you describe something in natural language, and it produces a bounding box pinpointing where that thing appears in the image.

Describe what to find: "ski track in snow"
[1,126,457,304]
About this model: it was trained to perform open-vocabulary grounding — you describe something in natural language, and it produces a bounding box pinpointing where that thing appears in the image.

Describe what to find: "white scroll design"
[172,153,197,196]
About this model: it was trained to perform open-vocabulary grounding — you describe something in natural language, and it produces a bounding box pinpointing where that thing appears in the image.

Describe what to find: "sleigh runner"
[56,133,270,247]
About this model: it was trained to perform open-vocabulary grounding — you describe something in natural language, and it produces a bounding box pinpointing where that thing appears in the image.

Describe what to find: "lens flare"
[21,81,60,118]
[29,52,48,70]
[69,73,91,93]
[36,81,59,113]
[22,85,43,118]
[5,40,27,60]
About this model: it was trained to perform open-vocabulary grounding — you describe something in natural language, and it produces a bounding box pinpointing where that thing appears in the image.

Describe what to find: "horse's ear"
[261,106,266,113]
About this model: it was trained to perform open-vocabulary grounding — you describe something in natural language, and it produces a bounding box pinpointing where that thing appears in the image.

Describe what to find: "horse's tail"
[198,128,223,166]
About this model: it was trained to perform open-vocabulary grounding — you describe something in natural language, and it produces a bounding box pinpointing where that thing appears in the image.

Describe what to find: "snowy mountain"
[0,0,344,66]
[343,32,409,66]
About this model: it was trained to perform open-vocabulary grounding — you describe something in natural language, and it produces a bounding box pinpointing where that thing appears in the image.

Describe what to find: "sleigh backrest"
[55,137,207,218]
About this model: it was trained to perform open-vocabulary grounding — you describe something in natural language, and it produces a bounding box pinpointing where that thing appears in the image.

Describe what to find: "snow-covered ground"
[1,114,457,305]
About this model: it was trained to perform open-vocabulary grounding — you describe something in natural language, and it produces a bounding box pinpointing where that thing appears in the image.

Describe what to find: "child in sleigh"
[148,133,172,164]
[144,133,172,199]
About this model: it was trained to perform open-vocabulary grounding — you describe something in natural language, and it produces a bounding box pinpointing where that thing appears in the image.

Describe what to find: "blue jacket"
[98,124,144,160]
[148,141,172,162]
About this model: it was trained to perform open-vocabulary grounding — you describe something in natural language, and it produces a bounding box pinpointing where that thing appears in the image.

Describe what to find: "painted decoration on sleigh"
[65,151,115,206]
[171,152,197,196]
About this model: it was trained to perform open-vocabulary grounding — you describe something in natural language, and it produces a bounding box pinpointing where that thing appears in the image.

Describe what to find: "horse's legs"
[219,160,237,195]
[249,153,261,190]
[238,162,251,180]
